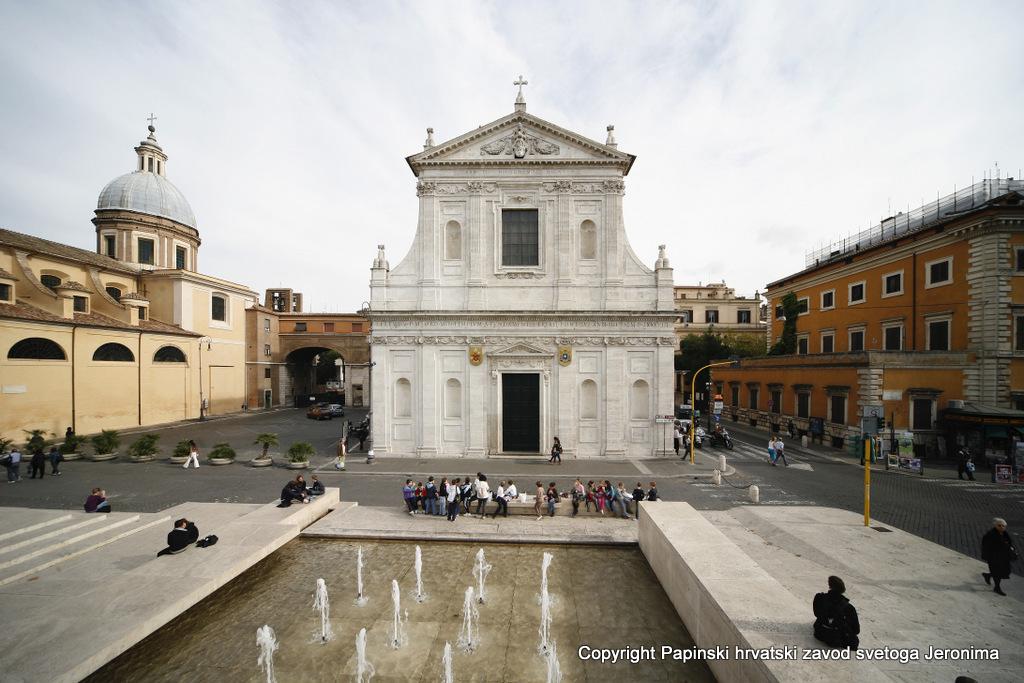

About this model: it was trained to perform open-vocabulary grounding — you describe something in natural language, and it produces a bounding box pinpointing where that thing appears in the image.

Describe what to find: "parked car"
[325,403,345,418]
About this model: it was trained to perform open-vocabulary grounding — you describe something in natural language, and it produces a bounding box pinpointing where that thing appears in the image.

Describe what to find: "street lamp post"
[197,337,212,420]
[689,357,740,463]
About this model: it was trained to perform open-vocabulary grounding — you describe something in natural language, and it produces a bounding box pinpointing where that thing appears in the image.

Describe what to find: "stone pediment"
[489,341,554,358]
[407,112,635,175]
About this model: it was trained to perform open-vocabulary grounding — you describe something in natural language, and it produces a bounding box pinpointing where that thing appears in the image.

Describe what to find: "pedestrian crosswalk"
[706,440,814,471]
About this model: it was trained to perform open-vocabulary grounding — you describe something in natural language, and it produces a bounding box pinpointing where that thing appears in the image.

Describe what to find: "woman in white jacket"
[474,475,491,518]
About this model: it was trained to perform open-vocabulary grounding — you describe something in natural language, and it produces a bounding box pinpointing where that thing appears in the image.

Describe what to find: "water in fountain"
[355,627,375,683]
[538,552,553,655]
[473,548,492,604]
[457,586,479,652]
[355,546,368,606]
[388,578,408,649]
[255,624,278,683]
[312,578,334,642]
[442,641,454,683]
[546,642,562,683]
[414,545,427,602]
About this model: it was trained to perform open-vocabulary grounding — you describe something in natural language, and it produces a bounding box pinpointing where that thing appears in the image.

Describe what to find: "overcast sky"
[1,1,1020,312]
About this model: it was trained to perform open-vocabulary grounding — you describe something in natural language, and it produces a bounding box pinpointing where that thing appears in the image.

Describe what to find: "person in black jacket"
[279,480,308,507]
[812,576,860,649]
[158,519,199,556]
[306,475,325,496]
[982,518,1017,596]
[632,482,646,519]
[29,449,47,479]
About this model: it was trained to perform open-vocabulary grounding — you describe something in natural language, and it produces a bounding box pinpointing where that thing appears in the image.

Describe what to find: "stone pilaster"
[964,229,1012,405]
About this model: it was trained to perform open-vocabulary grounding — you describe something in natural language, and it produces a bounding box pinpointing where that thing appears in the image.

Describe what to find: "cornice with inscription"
[370,334,675,346]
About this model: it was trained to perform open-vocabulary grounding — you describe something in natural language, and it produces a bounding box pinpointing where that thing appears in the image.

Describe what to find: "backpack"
[813,593,851,647]
[196,535,219,548]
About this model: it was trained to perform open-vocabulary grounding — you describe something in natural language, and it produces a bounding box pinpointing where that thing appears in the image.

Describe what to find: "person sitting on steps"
[812,575,860,650]
[84,487,111,513]
[157,518,199,556]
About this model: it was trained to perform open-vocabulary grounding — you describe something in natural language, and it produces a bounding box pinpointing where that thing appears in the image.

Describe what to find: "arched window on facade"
[580,379,598,419]
[395,378,412,418]
[153,345,187,363]
[631,379,650,420]
[40,274,62,291]
[580,220,597,260]
[445,220,462,260]
[92,342,135,362]
[105,286,122,302]
[445,378,462,418]
[7,337,67,360]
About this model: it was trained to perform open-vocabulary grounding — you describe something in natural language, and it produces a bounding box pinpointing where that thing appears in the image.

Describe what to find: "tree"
[768,292,800,355]
[254,433,279,459]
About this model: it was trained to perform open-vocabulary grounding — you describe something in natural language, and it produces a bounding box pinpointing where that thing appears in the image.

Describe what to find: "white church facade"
[368,86,675,458]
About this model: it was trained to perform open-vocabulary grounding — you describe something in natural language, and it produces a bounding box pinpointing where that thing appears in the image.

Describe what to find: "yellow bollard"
[863,437,871,526]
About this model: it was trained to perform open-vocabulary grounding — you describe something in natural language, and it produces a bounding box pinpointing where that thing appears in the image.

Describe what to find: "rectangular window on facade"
[264,344,271,356]
[1016,247,1024,272]
[323,322,334,333]
[0,283,10,302]
[926,257,952,287]
[749,387,759,410]
[770,390,782,414]
[104,235,116,258]
[797,392,810,418]
[927,319,950,351]
[138,307,146,320]
[821,333,834,353]
[175,246,186,270]
[264,368,272,379]
[1016,396,1024,411]
[912,398,933,430]
[73,295,88,313]
[294,322,307,332]
[264,318,270,332]
[705,309,719,324]
[883,271,903,296]
[797,336,809,355]
[1016,314,1024,352]
[821,290,835,310]
[352,322,363,332]
[731,386,739,407]
[849,281,865,304]
[829,394,846,424]
[774,304,783,319]
[883,324,903,350]
[679,309,693,323]
[137,238,155,265]
[797,297,809,315]
[211,295,226,322]
[737,310,751,324]
[501,209,539,266]
[849,328,865,352]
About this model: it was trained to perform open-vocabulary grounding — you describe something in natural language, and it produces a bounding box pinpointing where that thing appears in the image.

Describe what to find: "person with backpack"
[549,437,563,464]
[812,576,860,650]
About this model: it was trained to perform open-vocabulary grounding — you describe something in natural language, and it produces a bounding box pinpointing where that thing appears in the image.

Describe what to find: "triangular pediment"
[407,112,635,175]
[489,341,553,357]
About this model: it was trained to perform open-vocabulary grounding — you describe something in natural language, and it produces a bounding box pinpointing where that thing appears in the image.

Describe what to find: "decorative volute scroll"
[480,123,560,158]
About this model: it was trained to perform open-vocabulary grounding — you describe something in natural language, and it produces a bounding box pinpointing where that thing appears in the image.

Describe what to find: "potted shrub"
[88,429,120,461]
[252,433,278,467]
[286,441,315,469]
[128,434,160,463]
[59,434,85,461]
[208,442,236,465]
[169,439,191,465]
[24,429,46,457]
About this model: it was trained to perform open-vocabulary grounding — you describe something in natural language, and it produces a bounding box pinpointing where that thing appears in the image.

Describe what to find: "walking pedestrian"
[812,576,860,649]
[632,482,646,519]
[424,476,438,516]
[447,478,461,521]
[183,440,200,469]
[982,518,1017,596]
[534,481,544,520]
[474,474,491,518]
[48,445,63,476]
[29,448,46,479]
[774,436,788,466]
[403,479,416,515]
[545,482,559,517]
[957,447,976,481]
[437,477,448,517]
[673,421,682,455]
[767,436,777,465]
[549,437,563,464]
[5,447,21,483]
[491,480,509,518]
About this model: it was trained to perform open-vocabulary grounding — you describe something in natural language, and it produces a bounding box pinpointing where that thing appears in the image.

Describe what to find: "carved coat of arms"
[469,345,484,366]
[480,123,560,158]
[557,345,572,367]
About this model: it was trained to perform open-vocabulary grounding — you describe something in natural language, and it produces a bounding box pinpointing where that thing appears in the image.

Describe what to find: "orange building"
[715,179,1024,462]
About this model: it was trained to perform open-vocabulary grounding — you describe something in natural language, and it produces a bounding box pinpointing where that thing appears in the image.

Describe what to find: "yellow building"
[0,123,257,441]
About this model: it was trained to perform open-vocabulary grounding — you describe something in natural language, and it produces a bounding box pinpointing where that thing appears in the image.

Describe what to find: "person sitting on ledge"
[157,518,199,557]
[306,474,325,497]
[279,480,309,507]
[84,487,111,513]
[812,575,860,650]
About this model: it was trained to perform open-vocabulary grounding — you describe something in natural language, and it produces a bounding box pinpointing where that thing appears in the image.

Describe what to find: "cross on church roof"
[513,75,528,111]
[147,112,158,129]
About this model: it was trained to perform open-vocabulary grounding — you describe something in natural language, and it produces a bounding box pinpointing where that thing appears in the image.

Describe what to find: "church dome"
[97,171,197,229]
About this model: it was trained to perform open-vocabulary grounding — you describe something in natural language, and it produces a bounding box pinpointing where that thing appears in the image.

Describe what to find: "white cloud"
[0,0,1020,311]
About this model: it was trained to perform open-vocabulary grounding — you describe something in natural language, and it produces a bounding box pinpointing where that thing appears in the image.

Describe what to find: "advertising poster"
[994,464,1012,485]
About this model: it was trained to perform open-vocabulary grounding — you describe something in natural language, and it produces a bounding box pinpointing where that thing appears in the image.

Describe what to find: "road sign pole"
[864,435,871,527]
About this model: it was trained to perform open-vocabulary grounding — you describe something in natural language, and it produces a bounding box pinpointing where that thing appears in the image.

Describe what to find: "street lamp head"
[729,355,741,367]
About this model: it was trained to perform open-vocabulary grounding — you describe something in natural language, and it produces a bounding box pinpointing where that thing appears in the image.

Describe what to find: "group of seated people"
[279,474,325,507]
[83,487,111,513]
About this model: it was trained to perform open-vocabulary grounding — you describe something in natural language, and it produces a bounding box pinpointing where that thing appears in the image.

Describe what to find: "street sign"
[862,404,884,419]
[860,417,879,435]
[713,400,724,414]
[655,415,674,424]
[995,464,1013,485]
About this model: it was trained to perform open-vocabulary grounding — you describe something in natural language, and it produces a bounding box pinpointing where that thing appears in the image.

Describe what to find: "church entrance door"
[502,373,540,452]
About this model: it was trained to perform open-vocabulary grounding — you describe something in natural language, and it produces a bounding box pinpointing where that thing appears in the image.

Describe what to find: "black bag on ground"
[196,535,218,548]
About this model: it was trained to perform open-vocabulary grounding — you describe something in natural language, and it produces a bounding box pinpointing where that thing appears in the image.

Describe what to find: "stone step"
[0,516,107,555]
[0,512,73,543]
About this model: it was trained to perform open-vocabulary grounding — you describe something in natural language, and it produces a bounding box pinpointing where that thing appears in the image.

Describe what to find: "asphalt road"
[4,409,1022,574]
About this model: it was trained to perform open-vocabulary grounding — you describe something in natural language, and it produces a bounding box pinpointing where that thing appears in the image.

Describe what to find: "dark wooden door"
[502,373,540,452]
